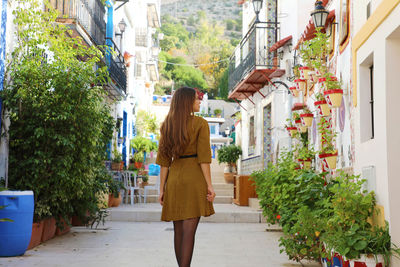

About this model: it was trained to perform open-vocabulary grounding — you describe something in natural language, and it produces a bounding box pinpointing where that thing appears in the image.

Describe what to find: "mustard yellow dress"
[156,116,215,222]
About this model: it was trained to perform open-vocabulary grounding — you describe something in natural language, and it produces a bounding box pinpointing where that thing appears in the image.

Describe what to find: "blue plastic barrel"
[148,164,160,176]
[0,191,34,257]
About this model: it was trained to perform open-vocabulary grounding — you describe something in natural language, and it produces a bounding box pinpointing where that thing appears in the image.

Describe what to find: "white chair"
[122,171,141,205]
[143,174,160,204]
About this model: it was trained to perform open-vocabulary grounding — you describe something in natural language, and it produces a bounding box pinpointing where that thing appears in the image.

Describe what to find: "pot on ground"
[27,221,44,250]
[223,165,237,184]
[56,217,72,236]
[41,217,57,242]
[111,162,124,171]
[108,193,122,207]
[349,254,384,267]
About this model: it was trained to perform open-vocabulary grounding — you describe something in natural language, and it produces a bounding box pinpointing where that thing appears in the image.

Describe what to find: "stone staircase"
[140,159,233,204]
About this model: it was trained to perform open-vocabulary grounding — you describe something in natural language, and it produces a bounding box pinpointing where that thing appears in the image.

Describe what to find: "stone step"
[140,195,232,204]
[108,203,267,223]
[249,198,262,211]
[214,189,233,197]
[212,183,233,190]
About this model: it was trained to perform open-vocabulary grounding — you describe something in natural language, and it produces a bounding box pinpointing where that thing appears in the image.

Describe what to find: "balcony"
[105,38,127,97]
[50,0,106,46]
[228,22,285,100]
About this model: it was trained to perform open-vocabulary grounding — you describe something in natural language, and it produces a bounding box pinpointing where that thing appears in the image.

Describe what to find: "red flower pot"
[299,66,311,80]
[286,127,297,137]
[319,152,338,170]
[318,76,337,90]
[134,162,143,169]
[300,113,314,127]
[27,221,44,250]
[41,217,57,242]
[315,100,331,116]
[324,89,343,108]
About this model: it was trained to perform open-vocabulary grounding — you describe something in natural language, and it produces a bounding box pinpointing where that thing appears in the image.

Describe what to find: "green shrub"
[217,145,242,165]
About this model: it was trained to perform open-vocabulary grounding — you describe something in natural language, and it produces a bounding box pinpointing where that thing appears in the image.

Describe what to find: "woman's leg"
[180,217,201,267]
[173,220,183,266]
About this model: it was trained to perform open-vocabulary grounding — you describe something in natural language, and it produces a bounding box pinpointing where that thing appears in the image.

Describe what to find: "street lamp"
[118,18,127,35]
[311,1,329,29]
[252,0,263,23]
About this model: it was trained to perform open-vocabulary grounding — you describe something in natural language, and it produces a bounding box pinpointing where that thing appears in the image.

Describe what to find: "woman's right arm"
[158,166,169,205]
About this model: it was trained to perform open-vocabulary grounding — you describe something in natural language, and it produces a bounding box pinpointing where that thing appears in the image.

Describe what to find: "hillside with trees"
[157,1,242,99]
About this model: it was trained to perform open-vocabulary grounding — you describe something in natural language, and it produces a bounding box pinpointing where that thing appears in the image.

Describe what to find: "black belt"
[179,154,197,159]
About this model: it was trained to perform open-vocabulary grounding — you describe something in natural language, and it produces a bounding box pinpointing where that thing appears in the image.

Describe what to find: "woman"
[156,87,216,267]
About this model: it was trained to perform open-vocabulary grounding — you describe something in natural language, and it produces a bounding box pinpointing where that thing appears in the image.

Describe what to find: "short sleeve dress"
[156,116,215,222]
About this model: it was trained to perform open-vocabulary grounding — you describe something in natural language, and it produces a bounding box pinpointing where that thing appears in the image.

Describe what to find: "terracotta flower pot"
[108,193,122,207]
[319,152,338,170]
[349,254,384,267]
[289,86,299,97]
[41,217,57,242]
[286,127,297,137]
[111,162,124,171]
[300,113,314,127]
[299,66,311,80]
[134,162,143,169]
[56,217,71,236]
[315,100,331,116]
[294,79,307,93]
[223,172,235,184]
[324,89,343,108]
[27,221,44,250]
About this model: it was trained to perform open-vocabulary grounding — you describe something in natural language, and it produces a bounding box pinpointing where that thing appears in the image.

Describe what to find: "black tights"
[172,217,200,267]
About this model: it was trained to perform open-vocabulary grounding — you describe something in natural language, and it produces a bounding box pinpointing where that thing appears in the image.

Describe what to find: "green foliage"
[213,109,222,116]
[217,67,229,100]
[160,15,190,50]
[299,28,330,74]
[2,0,114,223]
[133,151,144,163]
[135,110,159,137]
[106,176,125,198]
[318,117,337,154]
[217,145,242,165]
[130,136,158,154]
[112,148,123,163]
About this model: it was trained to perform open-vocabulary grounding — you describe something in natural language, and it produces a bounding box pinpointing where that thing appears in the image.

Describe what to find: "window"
[249,116,255,155]
[210,125,216,135]
[359,53,374,142]
[135,28,147,47]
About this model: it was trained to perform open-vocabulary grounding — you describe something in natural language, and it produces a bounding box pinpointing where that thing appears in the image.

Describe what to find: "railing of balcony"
[105,38,127,94]
[228,22,278,94]
[50,0,106,46]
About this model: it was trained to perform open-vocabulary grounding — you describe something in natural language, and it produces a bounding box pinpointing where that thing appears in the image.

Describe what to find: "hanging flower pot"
[315,69,322,78]
[294,79,307,93]
[315,100,331,116]
[299,66,311,80]
[298,159,312,169]
[318,76,337,90]
[300,113,314,127]
[319,151,338,170]
[309,71,317,83]
[297,125,307,133]
[289,86,299,97]
[324,89,343,108]
[286,127,297,137]
[292,103,306,111]
[295,119,302,126]
[349,254,384,267]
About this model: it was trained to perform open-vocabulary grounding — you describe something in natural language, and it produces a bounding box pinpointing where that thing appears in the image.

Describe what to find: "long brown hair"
[159,87,196,160]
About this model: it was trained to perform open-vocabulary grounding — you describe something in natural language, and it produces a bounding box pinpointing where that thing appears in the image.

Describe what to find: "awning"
[294,9,335,49]
[269,35,293,52]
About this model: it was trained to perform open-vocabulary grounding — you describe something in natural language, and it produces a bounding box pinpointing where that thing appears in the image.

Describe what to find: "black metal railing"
[50,0,106,46]
[228,22,278,94]
[105,38,127,94]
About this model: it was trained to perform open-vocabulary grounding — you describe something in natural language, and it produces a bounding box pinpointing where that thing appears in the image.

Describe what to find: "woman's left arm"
[200,163,216,202]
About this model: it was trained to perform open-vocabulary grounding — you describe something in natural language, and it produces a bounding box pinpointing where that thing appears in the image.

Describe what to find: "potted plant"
[297,146,316,169]
[300,107,314,127]
[289,86,300,97]
[140,174,149,188]
[286,119,298,137]
[107,177,125,208]
[318,117,338,169]
[214,108,222,118]
[294,78,307,93]
[133,151,145,169]
[323,75,343,108]
[111,148,124,171]
[217,145,242,184]
[314,92,331,116]
[299,66,312,80]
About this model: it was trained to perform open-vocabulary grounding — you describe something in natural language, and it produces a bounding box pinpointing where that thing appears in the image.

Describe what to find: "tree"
[135,110,159,137]
[2,0,114,223]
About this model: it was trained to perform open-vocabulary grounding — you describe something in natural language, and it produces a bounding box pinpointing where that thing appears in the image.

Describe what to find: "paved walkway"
[0,221,320,267]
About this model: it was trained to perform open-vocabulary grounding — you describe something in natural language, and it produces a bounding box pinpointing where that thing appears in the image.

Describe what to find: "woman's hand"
[158,191,164,206]
[207,186,216,202]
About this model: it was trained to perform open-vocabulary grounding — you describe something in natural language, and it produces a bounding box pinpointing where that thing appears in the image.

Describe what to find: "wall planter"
[289,86,299,97]
[299,66,311,80]
[294,79,307,93]
[295,119,302,126]
[319,151,338,170]
[324,89,344,108]
[298,159,312,169]
[111,161,124,171]
[0,191,34,257]
[286,127,297,137]
[27,221,44,250]
[41,217,57,242]
[318,76,337,90]
[315,100,331,116]
[349,254,384,267]
[300,113,314,127]
[297,125,307,133]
